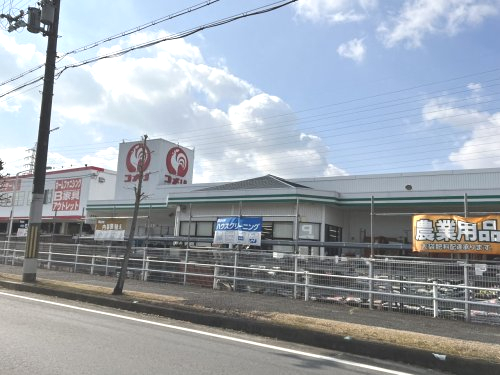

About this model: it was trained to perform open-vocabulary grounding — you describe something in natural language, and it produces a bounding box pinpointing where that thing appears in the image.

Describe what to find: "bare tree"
[112,135,148,295]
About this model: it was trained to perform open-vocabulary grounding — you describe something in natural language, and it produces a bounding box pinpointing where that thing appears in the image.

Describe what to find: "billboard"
[52,178,82,212]
[413,214,500,255]
[213,217,263,246]
[94,218,128,241]
[115,139,194,200]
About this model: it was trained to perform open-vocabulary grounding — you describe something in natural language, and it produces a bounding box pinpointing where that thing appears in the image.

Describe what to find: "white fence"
[2,241,500,325]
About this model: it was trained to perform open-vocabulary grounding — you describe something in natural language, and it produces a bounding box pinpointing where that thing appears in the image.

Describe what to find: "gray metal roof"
[198,174,310,191]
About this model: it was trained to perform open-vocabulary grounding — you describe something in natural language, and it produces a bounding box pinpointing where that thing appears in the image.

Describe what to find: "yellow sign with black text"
[412,214,500,255]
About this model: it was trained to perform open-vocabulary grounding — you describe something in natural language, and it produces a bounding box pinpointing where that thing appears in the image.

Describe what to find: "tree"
[112,135,148,295]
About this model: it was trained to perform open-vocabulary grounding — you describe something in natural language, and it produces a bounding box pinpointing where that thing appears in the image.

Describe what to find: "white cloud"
[80,147,119,171]
[40,32,344,182]
[422,95,500,169]
[0,33,45,113]
[294,0,376,24]
[467,82,482,92]
[0,147,30,175]
[378,0,500,48]
[448,112,500,168]
[337,38,366,63]
[423,98,489,127]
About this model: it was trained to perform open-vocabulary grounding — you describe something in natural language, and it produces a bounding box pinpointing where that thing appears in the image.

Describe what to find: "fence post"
[293,256,298,299]
[304,271,309,301]
[368,258,374,310]
[143,257,150,281]
[213,264,219,289]
[464,259,470,322]
[233,252,238,292]
[105,246,111,276]
[74,244,80,273]
[90,253,95,275]
[433,280,439,318]
[183,249,189,286]
[47,243,52,269]
[3,241,7,264]
[141,247,148,281]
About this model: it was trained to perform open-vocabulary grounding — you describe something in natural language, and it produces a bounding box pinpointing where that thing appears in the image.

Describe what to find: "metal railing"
[1,241,499,325]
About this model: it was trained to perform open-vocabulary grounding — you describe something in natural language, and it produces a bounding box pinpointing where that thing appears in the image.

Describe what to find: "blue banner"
[214,217,262,246]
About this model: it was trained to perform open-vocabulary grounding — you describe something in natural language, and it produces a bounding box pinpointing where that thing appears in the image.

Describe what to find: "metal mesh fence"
[1,241,499,324]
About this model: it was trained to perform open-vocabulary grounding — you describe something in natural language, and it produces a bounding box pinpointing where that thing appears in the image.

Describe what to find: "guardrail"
[1,241,499,325]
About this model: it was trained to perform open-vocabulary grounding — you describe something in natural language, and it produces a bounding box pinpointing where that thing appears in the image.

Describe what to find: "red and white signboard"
[52,178,82,212]
[115,139,194,200]
[0,178,21,192]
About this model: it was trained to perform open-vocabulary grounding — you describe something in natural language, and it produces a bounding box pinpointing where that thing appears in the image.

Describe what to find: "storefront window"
[273,222,293,239]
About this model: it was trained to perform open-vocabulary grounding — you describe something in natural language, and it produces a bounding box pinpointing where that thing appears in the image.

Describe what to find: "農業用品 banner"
[413,214,500,255]
[213,217,262,246]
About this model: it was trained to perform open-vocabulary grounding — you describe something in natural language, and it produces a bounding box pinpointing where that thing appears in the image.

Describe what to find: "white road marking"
[0,290,415,375]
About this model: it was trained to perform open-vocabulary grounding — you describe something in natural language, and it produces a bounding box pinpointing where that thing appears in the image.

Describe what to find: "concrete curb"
[0,279,497,375]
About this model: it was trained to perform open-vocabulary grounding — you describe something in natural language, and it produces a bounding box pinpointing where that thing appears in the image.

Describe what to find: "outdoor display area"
[2,241,499,325]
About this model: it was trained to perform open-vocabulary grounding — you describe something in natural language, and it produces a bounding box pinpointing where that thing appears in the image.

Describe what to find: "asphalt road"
[0,290,448,375]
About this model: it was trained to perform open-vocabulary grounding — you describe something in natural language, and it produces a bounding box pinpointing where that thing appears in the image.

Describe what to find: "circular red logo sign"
[126,143,151,173]
[166,147,189,177]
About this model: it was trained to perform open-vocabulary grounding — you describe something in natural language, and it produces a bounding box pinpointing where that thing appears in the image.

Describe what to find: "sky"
[1,0,500,183]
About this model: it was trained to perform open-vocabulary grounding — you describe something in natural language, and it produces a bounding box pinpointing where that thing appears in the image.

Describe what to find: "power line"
[0,0,222,89]
[54,0,299,79]
[0,0,297,98]
[58,0,221,60]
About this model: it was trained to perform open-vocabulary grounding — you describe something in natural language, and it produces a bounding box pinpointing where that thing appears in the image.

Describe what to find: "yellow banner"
[412,214,500,255]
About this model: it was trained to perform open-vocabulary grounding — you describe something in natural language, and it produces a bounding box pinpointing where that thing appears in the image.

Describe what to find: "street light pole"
[22,0,61,282]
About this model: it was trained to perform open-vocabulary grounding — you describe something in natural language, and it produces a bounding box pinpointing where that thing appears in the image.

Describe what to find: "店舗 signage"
[413,214,500,255]
[52,178,82,212]
[213,217,263,246]
[115,138,194,201]
[94,218,128,241]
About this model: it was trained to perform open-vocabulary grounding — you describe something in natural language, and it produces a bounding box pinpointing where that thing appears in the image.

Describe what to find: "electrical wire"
[58,0,221,60]
[0,0,297,97]
[54,0,299,79]
[0,0,221,89]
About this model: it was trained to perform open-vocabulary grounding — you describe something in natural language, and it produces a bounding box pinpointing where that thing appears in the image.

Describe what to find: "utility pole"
[22,0,61,282]
[113,135,148,295]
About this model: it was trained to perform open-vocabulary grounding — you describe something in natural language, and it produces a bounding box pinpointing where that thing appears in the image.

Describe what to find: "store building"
[3,138,500,258]
[84,139,500,258]
[0,166,116,241]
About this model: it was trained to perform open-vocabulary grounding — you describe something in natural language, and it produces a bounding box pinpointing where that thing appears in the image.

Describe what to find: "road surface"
[0,289,446,375]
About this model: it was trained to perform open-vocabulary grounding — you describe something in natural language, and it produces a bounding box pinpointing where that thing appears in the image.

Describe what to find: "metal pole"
[22,0,61,282]
[187,204,192,248]
[464,193,470,322]
[232,252,238,291]
[293,255,298,299]
[370,196,374,258]
[294,198,299,254]
[369,196,374,309]
[432,280,439,318]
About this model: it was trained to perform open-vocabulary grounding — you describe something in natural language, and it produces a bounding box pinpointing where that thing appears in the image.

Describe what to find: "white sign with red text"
[115,138,194,200]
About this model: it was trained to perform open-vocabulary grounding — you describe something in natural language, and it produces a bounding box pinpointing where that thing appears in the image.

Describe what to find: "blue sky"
[1,0,500,182]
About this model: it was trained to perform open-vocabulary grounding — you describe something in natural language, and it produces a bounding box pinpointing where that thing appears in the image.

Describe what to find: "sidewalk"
[0,264,499,375]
